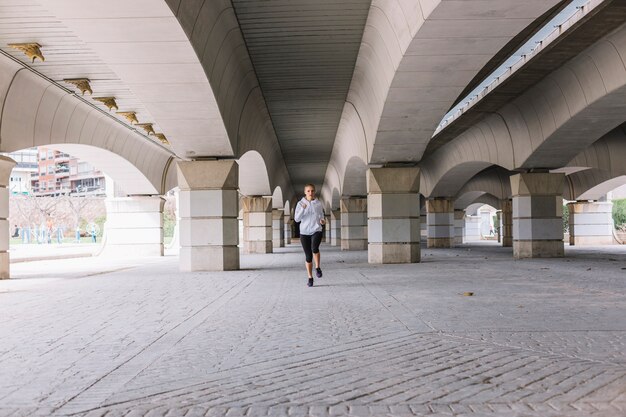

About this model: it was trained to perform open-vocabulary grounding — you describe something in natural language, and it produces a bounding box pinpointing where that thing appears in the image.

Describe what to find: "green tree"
[613,199,626,230]
[163,211,176,238]
[562,203,569,233]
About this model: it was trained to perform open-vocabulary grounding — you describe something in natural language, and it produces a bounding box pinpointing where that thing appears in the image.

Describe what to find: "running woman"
[294,183,325,287]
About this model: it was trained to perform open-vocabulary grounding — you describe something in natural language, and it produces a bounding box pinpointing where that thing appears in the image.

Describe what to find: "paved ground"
[0,242,625,417]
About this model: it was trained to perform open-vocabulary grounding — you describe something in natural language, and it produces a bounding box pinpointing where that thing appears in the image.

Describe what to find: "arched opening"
[5,144,167,267]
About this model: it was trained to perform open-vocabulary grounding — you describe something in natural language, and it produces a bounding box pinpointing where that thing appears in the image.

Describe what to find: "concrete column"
[480,209,491,237]
[495,210,502,243]
[454,209,464,245]
[272,209,284,248]
[367,167,420,263]
[501,199,513,247]
[0,156,16,279]
[568,201,614,245]
[177,160,239,271]
[340,197,367,250]
[283,213,291,244]
[331,209,341,246]
[242,196,272,254]
[510,173,565,258]
[102,196,164,257]
[464,215,481,241]
[167,188,181,253]
[324,213,331,243]
[427,198,454,248]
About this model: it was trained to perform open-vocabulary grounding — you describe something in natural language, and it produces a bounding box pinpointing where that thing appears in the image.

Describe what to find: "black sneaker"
[315,268,323,278]
[307,278,314,287]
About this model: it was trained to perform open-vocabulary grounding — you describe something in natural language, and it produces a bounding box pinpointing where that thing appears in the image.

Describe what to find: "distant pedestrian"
[75,226,81,243]
[56,226,63,244]
[90,224,97,243]
[294,183,325,287]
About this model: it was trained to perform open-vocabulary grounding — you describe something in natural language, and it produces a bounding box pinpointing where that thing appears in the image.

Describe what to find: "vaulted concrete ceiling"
[230,0,371,191]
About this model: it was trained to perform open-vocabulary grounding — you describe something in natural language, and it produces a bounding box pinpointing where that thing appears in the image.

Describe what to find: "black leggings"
[300,232,323,263]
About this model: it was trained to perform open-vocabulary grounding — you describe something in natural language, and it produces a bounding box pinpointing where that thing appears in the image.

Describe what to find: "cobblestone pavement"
[0,243,625,416]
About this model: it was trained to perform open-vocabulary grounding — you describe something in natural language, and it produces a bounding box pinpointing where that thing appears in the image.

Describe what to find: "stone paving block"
[1,245,625,417]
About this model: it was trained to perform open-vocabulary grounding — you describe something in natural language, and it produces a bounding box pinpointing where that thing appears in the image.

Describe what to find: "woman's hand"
[320,218,326,225]
[300,202,308,209]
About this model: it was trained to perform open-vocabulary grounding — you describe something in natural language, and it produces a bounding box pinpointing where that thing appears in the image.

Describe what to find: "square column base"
[427,237,453,248]
[244,241,272,254]
[570,236,614,246]
[102,244,164,258]
[0,252,8,279]
[514,240,564,259]
[369,243,420,264]
[502,237,513,247]
[341,239,367,251]
[180,246,239,271]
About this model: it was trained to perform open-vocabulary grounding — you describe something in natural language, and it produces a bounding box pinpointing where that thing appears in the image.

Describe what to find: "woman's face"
[305,186,315,199]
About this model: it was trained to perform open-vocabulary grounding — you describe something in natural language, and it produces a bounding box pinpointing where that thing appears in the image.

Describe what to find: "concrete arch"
[342,156,368,197]
[325,0,562,180]
[331,187,341,211]
[562,124,626,200]
[455,167,512,202]
[0,59,175,195]
[567,172,626,201]
[431,22,626,181]
[419,112,517,197]
[322,103,368,201]
[168,0,293,199]
[283,200,291,216]
[566,125,626,177]
[272,186,283,209]
[420,23,626,200]
[238,151,271,197]
[455,192,488,211]
[465,196,501,215]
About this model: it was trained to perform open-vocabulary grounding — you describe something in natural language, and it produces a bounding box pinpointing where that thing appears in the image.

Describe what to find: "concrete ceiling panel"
[59,18,187,43]
[406,37,504,56]
[391,69,477,88]
[429,1,550,20]
[38,0,173,19]
[125,83,215,103]
[415,18,531,39]
[85,41,199,65]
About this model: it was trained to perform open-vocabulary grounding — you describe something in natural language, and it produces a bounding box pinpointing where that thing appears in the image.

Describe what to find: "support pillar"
[464,214,481,241]
[568,201,614,245]
[272,209,284,248]
[427,198,454,248]
[367,167,420,263]
[501,199,513,247]
[340,197,367,250]
[0,157,16,279]
[102,196,164,257]
[454,209,464,245]
[331,209,341,246]
[495,210,502,243]
[242,196,272,254]
[511,173,564,258]
[283,213,291,244]
[324,213,331,243]
[177,160,239,271]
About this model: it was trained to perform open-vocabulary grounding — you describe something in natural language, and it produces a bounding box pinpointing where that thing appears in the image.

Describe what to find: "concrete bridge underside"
[0,0,623,275]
